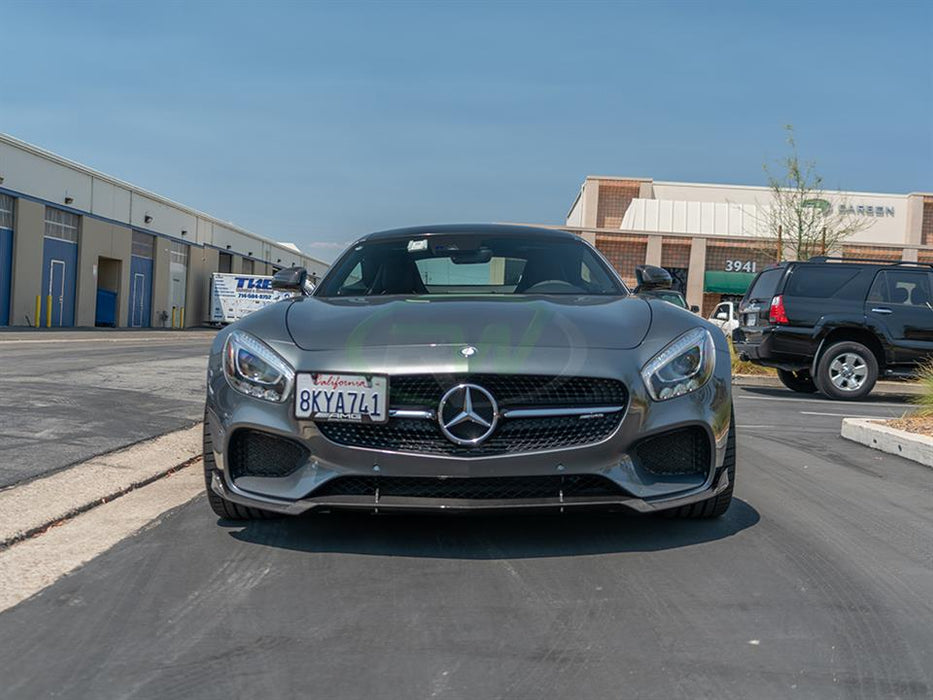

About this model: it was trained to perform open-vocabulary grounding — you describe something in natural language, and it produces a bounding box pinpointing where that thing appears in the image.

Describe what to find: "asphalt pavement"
[0,329,215,487]
[1,385,931,699]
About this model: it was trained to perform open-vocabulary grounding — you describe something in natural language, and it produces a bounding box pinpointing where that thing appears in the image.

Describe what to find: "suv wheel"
[777,369,818,393]
[815,341,878,400]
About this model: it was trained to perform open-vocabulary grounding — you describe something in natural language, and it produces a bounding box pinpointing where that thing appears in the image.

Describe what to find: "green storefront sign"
[704,271,756,295]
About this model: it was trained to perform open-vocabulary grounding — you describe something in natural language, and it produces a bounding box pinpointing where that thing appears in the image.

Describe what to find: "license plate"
[744,313,758,327]
[295,373,388,423]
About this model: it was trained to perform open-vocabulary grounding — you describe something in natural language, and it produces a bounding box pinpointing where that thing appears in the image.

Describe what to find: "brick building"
[565,176,933,315]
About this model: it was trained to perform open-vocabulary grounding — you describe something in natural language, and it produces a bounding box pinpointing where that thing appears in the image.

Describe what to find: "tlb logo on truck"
[236,277,273,290]
[210,273,289,324]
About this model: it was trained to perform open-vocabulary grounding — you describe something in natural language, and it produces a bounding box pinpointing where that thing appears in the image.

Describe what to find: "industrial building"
[0,133,328,328]
[565,176,933,314]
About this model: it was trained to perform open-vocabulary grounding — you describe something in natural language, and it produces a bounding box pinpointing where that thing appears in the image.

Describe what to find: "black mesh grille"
[633,427,711,476]
[317,413,621,456]
[311,474,624,501]
[228,430,310,479]
[389,374,626,409]
[315,374,626,456]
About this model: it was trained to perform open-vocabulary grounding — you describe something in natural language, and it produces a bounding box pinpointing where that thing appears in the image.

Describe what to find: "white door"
[709,303,728,332]
[131,273,145,327]
[49,259,65,327]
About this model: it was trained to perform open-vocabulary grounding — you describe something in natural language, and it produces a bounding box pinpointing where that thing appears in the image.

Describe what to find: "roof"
[354,223,582,244]
[0,132,328,267]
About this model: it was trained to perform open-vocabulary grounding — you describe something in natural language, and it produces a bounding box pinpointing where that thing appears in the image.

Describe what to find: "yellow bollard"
[180,307,185,329]
[171,306,177,329]
[34,296,40,328]
[46,295,52,328]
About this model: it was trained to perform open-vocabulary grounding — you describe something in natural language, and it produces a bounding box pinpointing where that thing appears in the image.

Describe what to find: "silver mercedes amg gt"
[203,224,735,520]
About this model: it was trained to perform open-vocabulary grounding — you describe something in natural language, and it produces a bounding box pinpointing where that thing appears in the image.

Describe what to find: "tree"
[759,125,873,261]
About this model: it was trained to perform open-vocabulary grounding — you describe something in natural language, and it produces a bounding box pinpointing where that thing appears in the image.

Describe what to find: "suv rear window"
[784,265,862,298]
[746,268,784,301]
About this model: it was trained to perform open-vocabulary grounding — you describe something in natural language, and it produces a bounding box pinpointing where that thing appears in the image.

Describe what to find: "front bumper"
[209,463,732,515]
[205,337,734,515]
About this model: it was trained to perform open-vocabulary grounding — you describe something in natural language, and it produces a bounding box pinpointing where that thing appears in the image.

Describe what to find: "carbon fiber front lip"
[210,467,729,515]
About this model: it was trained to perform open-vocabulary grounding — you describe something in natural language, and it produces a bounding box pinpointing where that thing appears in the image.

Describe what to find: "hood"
[285,295,651,351]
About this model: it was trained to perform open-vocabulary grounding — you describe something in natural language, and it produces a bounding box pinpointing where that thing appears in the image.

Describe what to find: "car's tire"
[662,411,735,519]
[814,341,878,401]
[777,368,818,393]
[202,413,277,521]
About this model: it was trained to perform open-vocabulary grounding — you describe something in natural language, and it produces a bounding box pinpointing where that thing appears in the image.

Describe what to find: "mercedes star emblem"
[437,383,499,446]
[460,346,477,358]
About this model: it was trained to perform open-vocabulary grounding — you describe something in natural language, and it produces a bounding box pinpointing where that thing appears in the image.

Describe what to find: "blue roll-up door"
[0,194,13,326]
[0,227,11,326]
[41,237,78,327]
[129,256,153,327]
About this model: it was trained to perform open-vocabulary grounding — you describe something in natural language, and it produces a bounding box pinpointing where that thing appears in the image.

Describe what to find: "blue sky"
[1,0,931,261]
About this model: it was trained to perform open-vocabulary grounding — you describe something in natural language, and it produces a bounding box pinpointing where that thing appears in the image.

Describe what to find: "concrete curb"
[0,425,202,549]
[734,374,923,396]
[841,418,933,469]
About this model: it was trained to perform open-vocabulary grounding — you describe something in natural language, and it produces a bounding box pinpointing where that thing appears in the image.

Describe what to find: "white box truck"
[208,273,292,325]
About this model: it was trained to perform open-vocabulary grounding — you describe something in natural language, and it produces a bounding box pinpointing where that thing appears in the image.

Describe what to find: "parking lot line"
[799,411,898,419]
[737,395,908,408]
[0,337,209,345]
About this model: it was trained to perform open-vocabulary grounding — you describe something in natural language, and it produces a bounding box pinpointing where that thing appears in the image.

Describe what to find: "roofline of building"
[650,179,918,200]
[584,175,653,183]
[507,222,933,250]
[0,132,328,267]
[580,173,929,199]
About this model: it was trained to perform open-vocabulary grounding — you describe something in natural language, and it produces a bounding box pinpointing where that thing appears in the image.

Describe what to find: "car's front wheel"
[202,414,277,521]
[662,412,735,519]
[814,341,878,401]
[777,368,818,393]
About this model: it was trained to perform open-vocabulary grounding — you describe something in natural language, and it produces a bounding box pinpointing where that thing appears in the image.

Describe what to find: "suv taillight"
[769,295,789,325]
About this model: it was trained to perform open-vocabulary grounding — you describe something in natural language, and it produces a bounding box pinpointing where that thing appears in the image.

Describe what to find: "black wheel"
[203,413,277,520]
[662,411,735,519]
[777,368,818,393]
[814,341,878,401]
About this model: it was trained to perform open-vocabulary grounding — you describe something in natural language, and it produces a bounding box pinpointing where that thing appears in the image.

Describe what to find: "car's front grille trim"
[315,374,627,457]
[310,474,626,501]
[500,405,625,419]
[388,373,628,410]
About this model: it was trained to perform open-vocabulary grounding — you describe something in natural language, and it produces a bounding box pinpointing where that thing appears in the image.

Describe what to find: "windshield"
[316,234,626,297]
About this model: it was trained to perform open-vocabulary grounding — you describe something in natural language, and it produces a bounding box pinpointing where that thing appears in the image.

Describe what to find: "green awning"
[704,271,756,295]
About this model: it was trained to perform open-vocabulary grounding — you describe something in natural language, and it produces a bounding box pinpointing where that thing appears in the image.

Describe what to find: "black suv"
[733,257,933,400]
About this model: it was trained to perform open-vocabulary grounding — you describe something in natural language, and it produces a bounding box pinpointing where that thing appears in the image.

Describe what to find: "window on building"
[170,241,188,266]
[44,207,79,242]
[242,258,254,275]
[0,194,13,230]
[169,242,188,311]
[218,252,232,273]
[131,231,155,259]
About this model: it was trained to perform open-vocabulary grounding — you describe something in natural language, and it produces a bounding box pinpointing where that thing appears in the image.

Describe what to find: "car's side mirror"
[634,265,673,290]
[272,266,314,296]
[690,305,700,313]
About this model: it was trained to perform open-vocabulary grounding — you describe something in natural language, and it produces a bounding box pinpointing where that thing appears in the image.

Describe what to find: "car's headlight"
[640,327,715,401]
[223,330,294,402]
